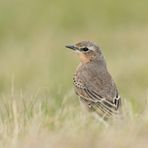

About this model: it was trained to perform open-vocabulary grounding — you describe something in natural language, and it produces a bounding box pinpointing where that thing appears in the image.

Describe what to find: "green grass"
[0,0,148,147]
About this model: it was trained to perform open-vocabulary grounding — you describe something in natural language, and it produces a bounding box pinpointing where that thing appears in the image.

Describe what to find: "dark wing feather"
[74,80,120,117]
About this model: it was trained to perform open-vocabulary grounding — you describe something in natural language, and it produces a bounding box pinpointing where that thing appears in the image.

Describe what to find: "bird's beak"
[65,45,78,51]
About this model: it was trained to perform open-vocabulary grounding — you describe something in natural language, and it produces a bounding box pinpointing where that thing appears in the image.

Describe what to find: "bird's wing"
[74,80,121,116]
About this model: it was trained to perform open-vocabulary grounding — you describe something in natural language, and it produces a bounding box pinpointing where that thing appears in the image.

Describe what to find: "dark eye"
[82,47,89,51]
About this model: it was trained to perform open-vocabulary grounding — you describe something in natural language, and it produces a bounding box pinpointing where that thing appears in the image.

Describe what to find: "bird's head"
[66,41,102,63]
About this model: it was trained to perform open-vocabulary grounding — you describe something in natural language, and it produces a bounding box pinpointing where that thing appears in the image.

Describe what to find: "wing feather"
[74,81,120,116]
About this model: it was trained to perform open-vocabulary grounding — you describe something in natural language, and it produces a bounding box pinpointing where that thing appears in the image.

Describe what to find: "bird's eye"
[82,47,89,52]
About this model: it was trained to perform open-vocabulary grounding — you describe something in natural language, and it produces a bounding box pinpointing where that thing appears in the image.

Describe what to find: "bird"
[65,41,121,121]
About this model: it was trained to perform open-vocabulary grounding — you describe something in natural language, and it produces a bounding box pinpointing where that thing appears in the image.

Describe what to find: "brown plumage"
[66,41,121,120]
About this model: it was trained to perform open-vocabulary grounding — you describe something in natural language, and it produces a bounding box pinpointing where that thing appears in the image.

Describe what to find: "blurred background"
[0,0,148,108]
[0,0,148,147]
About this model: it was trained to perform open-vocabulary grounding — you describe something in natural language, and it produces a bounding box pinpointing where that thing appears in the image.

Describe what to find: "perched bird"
[66,41,121,121]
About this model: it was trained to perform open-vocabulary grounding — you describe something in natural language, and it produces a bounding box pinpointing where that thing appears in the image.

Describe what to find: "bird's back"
[73,59,121,119]
[74,60,118,101]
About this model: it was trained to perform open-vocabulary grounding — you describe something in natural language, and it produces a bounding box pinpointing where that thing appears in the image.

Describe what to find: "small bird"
[66,41,121,121]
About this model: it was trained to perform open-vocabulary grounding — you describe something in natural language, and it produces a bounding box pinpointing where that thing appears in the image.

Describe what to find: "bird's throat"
[78,53,92,63]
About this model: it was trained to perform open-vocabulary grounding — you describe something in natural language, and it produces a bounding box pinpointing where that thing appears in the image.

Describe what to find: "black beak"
[65,45,78,50]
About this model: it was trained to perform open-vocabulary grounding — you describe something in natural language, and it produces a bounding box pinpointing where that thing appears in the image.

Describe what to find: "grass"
[0,0,148,147]
[0,89,148,148]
